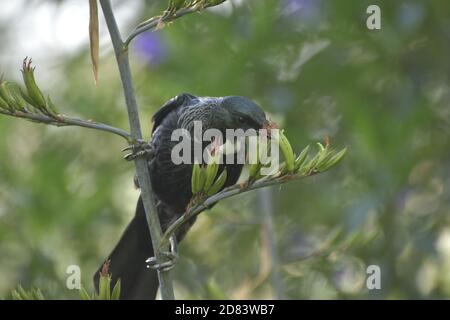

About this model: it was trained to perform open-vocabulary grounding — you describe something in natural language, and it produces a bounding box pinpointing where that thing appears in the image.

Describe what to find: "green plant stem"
[159,171,318,250]
[124,7,198,47]
[124,2,229,48]
[0,109,131,141]
[99,0,174,300]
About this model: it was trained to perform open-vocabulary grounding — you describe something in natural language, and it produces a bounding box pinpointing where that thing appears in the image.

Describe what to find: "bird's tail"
[94,196,159,300]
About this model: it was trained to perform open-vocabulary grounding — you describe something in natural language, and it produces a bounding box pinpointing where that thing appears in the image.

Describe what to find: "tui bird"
[94,93,271,299]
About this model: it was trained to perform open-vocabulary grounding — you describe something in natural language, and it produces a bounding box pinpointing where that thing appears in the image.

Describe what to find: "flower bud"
[21,58,47,108]
[294,145,310,172]
[8,83,28,111]
[192,163,206,194]
[204,152,220,192]
[207,169,227,196]
[192,163,201,194]
[0,81,16,110]
[0,95,10,111]
[278,130,295,173]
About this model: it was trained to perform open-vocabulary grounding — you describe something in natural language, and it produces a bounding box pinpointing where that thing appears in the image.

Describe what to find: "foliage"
[1,0,450,299]
[10,262,120,300]
[10,285,45,300]
[79,262,121,300]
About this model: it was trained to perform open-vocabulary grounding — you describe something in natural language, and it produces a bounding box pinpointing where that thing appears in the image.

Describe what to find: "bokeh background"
[1,0,450,299]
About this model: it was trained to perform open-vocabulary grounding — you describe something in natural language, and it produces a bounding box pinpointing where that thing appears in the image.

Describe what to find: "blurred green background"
[1,0,450,299]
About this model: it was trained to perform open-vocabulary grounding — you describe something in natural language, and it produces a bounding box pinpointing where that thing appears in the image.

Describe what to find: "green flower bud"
[7,82,28,111]
[192,163,201,194]
[21,58,47,108]
[0,81,16,110]
[317,147,347,172]
[99,274,111,300]
[278,130,295,173]
[294,145,310,172]
[111,280,121,300]
[249,139,267,179]
[300,151,320,174]
[248,162,261,179]
[204,152,220,191]
[46,95,59,116]
[207,169,227,196]
[19,88,37,107]
[0,95,10,111]
[191,163,206,194]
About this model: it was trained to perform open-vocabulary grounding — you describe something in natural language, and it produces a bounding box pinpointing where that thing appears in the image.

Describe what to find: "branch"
[124,1,228,48]
[159,142,347,250]
[125,7,196,47]
[159,170,318,250]
[0,59,131,141]
[0,109,131,141]
[99,0,175,300]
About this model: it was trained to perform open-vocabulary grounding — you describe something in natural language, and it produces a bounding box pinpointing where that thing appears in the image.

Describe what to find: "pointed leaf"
[89,0,100,85]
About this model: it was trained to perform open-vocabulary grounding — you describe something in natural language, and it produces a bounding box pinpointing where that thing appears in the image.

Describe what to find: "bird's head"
[218,96,277,133]
[175,94,277,139]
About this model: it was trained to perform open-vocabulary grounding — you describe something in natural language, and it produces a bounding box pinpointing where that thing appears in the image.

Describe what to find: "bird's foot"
[146,236,178,272]
[122,139,154,161]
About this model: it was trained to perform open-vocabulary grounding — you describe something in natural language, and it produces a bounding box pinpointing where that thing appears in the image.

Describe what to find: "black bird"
[94,94,270,299]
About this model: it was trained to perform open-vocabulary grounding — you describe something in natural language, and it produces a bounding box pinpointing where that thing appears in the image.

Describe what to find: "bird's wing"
[152,93,197,133]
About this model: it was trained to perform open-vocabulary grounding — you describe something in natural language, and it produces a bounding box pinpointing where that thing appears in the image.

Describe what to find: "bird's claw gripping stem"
[122,139,154,161]
[146,236,178,272]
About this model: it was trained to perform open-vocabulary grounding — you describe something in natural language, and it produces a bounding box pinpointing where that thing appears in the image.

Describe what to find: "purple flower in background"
[281,0,320,21]
[134,32,167,67]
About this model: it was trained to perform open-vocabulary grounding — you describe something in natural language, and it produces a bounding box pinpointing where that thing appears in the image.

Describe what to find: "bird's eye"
[237,116,246,124]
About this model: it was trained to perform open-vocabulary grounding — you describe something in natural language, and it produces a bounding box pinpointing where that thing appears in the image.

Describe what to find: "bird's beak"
[261,119,278,139]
